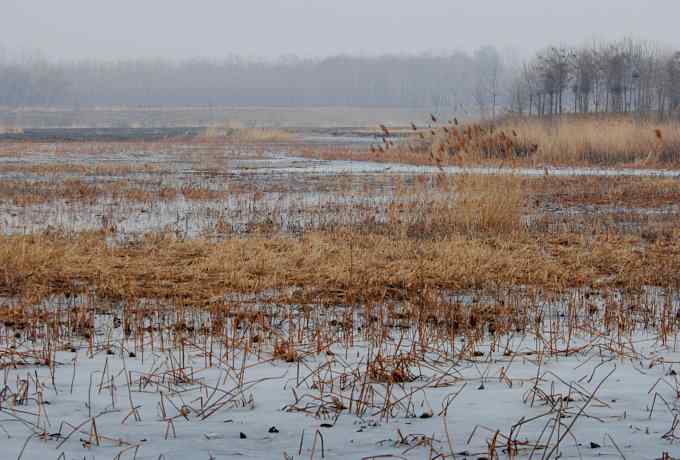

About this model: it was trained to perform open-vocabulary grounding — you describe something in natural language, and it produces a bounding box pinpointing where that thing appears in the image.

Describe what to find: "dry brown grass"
[299,116,680,167]
[0,178,230,205]
[496,117,680,166]
[0,162,165,176]
[450,174,526,235]
[2,225,680,305]
[0,140,185,157]
[4,136,680,460]
[202,121,295,143]
[0,125,24,135]
[528,175,680,207]
[4,171,680,305]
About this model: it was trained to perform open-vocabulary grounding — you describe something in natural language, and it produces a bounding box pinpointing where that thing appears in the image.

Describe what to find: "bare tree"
[666,51,680,118]
[511,38,678,119]
[570,48,596,113]
[473,46,504,120]
[534,47,570,116]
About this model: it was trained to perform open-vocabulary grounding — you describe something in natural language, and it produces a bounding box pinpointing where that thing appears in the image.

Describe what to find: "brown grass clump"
[3,227,680,304]
[378,174,527,239]
[421,116,680,166]
[451,174,526,235]
[367,354,416,383]
[299,116,680,167]
[1,179,100,206]
[529,175,680,207]
[0,140,194,158]
[0,178,232,206]
[0,162,165,176]
[494,116,680,165]
[202,121,295,143]
[0,125,23,135]
[272,339,299,362]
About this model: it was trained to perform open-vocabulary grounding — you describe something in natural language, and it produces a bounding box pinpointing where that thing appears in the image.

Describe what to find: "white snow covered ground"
[2,300,680,460]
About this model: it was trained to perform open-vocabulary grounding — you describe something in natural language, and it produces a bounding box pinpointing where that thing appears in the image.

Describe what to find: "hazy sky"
[2,0,679,61]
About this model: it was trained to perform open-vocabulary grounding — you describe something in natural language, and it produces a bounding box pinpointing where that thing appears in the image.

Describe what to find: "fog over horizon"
[1,0,679,124]
[2,0,679,61]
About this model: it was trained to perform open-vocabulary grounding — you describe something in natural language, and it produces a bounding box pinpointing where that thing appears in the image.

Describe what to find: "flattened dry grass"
[0,178,230,206]
[0,162,166,176]
[0,125,23,135]
[202,121,295,143]
[528,175,680,207]
[0,172,529,302]
[0,140,190,158]
[2,227,680,304]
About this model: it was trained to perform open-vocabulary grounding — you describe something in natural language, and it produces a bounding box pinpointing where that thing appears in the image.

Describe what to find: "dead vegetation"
[301,116,680,168]
[2,133,680,459]
[202,121,295,142]
[492,116,680,165]
[0,178,230,206]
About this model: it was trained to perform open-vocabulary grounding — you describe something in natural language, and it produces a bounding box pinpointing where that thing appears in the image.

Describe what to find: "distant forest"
[1,38,679,119]
[0,49,502,111]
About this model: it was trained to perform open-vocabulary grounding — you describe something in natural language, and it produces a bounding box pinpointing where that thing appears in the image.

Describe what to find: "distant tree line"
[0,50,511,111]
[510,38,680,119]
[3,38,678,120]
